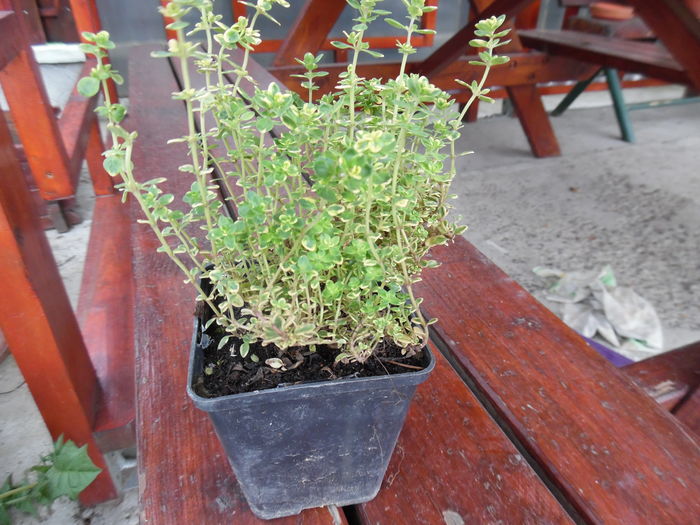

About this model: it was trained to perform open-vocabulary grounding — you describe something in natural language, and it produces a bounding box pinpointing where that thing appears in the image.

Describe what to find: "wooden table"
[128,45,700,524]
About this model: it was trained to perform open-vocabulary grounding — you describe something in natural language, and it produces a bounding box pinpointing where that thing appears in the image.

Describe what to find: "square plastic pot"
[187,316,435,519]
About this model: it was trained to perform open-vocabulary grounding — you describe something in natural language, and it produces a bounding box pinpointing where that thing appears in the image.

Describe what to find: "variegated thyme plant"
[79,0,510,365]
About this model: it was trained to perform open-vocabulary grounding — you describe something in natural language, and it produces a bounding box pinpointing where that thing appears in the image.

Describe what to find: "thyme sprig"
[80,0,510,364]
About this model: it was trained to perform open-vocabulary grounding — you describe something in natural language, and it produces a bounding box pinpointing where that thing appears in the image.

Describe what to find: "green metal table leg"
[551,68,602,117]
[604,67,635,143]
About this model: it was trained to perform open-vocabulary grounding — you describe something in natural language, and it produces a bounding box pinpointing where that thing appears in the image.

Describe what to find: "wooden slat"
[39,0,80,42]
[674,387,700,438]
[76,194,134,451]
[357,345,574,524]
[415,236,700,523]
[271,53,596,98]
[85,119,114,195]
[272,0,345,67]
[519,29,690,85]
[623,341,700,411]
[59,58,99,187]
[627,0,700,91]
[0,109,116,505]
[129,45,346,524]
[0,0,45,43]
[507,82,560,157]
[0,46,75,199]
[0,11,21,70]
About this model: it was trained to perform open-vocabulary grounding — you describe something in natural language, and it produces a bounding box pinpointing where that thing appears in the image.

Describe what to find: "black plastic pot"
[186,317,435,520]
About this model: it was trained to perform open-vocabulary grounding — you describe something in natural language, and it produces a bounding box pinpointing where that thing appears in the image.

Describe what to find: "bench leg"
[551,67,602,117]
[0,112,118,505]
[604,67,635,143]
[507,84,561,158]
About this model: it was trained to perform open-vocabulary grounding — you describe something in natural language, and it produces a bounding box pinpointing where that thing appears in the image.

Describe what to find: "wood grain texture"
[0,109,116,505]
[507,82,561,157]
[0,46,75,199]
[357,345,573,524]
[0,11,21,70]
[674,387,700,438]
[39,0,80,42]
[129,45,346,524]
[415,236,700,523]
[623,341,700,410]
[563,15,654,40]
[627,0,700,91]
[0,0,45,43]
[58,58,99,187]
[85,119,114,195]
[76,194,134,451]
[272,0,345,67]
[519,29,690,85]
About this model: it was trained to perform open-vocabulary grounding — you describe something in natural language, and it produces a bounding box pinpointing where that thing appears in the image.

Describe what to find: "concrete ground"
[1,62,699,523]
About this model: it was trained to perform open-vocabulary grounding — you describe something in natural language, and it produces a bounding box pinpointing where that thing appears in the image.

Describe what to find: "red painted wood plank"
[0,46,75,199]
[0,11,21,70]
[59,58,99,188]
[272,0,345,67]
[507,83,561,157]
[0,0,45,43]
[85,119,114,195]
[674,387,700,438]
[623,341,700,411]
[518,29,689,85]
[357,345,573,524]
[0,109,116,505]
[67,0,119,103]
[77,194,134,451]
[129,45,345,524]
[627,0,700,91]
[415,236,700,523]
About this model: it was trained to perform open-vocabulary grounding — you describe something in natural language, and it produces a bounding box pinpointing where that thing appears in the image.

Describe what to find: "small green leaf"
[103,156,123,176]
[217,335,231,350]
[255,117,274,133]
[265,358,285,369]
[44,438,101,500]
[384,18,405,30]
[150,50,173,58]
[301,237,316,251]
[330,41,352,50]
[77,76,100,97]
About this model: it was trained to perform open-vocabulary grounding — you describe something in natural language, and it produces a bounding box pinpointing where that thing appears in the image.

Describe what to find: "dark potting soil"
[192,323,430,398]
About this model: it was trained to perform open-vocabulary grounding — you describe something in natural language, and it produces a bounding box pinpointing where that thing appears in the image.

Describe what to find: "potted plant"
[79,0,509,518]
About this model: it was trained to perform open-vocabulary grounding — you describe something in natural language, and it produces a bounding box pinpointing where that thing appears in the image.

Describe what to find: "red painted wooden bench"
[124,43,700,524]
[0,5,131,504]
[519,0,700,93]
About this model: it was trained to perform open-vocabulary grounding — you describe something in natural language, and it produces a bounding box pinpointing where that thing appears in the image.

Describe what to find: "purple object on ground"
[583,336,634,367]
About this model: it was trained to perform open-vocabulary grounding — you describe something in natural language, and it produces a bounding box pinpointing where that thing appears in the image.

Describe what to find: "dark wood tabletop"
[128,45,700,525]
